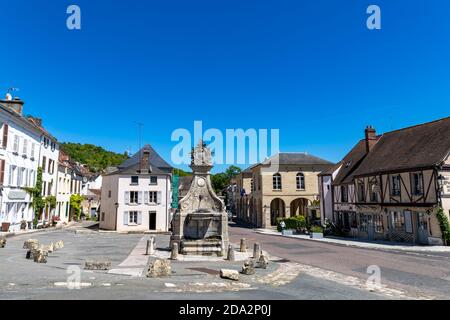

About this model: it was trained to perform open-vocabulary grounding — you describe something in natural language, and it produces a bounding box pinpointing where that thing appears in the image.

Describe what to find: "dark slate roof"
[261,152,334,166]
[352,117,450,177]
[333,139,373,184]
[105,144,172,176]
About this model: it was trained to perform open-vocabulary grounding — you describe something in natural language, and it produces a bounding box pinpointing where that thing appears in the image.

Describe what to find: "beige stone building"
[236,153,334,228]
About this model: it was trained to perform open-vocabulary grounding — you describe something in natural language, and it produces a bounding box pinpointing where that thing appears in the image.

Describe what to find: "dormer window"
[150,176,157,185]
[131,176,139,184]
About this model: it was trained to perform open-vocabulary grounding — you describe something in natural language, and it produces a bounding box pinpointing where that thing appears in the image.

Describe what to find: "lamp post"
[114,202,119,231]
[437,174,445,207]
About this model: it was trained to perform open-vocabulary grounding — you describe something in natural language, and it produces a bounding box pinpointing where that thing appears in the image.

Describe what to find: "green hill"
[61,142,129,173]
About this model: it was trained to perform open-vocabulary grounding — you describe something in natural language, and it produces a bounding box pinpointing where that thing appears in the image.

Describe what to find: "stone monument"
[170,140,229,256]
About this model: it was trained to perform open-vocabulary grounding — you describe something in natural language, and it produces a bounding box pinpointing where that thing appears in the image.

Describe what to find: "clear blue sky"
[1,0,449,172]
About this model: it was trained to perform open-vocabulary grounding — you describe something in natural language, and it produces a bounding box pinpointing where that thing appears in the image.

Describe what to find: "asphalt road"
[228,223,450,299]
[0,224,387,300]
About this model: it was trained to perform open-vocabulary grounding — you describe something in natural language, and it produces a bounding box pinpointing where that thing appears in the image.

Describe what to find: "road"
[229,223,450,299]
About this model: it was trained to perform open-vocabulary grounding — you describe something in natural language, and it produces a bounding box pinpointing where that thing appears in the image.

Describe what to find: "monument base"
[180,239,224,256]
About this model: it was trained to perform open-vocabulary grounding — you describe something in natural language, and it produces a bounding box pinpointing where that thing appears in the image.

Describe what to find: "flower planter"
[1,222,10,232]
[310,232,323,239]
[282,229,295,236]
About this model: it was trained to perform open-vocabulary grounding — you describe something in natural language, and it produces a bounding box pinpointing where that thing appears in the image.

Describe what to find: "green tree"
[211,173,229,193]
[225,165,242,180]
[24,167,45,227]
[70,194,84,221]
[61,142,129,173]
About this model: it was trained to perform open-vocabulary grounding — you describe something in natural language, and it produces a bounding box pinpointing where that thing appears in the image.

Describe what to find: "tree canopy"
[61,142,129,173]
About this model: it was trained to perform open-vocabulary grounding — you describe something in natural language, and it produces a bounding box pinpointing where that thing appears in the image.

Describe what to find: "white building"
[27,116,60,223]
[0,96,41,231]
[99,144,172,232]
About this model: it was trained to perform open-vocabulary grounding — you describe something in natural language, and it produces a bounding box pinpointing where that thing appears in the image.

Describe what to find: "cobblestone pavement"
[229,223,450,299]
[0,223,415,299]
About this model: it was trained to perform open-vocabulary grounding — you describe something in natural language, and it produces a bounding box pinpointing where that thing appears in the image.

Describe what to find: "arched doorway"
[270,198,285,226]
[290,198,309,217]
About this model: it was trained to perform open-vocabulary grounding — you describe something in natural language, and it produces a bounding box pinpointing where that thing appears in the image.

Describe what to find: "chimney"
[2,96,24,115]
[140,147,150,174]
[365,125,377,153]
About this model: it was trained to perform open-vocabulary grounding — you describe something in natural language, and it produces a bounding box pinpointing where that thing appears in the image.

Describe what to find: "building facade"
[235,153,334,228]
[0,97,40,231]
[100,144,172,232]
[322,118,450,245]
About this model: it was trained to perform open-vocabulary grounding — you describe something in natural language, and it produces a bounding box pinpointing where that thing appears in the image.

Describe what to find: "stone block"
[256,254,269,269]
[84,260,111,270]
[0,237,6,248]
[40,243,54,253]
[23,239,39,249]
[220,269,239,281]
[146,259,171,278]
[33,249,48,263]
[54,240,64,250]
[241,259,255,275]
[227,244,235,261]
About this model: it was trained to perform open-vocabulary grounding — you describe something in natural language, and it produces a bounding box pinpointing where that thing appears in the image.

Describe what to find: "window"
[51,141,56,151]
[108,190,111,198]
[341,185,348,202]
[1,123,8,149]
[374,214,384,233]
[30,143,35,159]
[22,139,28,156]
[273,173,282,190]
[148,191,157,203]
[357,182,365,202]
[42,156,47,173]
[131,176,139,184]
[13,135,19,153]
[411,172,423,195]
[390,211,405,231]
[350,213,357,228]
[48,159,54,174]
[250,179,254,192]
[8,165,16,186]
[359,214,368,232]
[150,176,157,185]
[296,173,305,190]
[129,211,138,224]
[369,181,378,202]
[391,175,401,196]
[129,191,139,204]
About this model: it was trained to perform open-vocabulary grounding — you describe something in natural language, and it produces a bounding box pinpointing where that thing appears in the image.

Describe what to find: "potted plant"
[20,220,27,230]
[1,222,10,232]
[52,215,60,227]
[310,226,324,239]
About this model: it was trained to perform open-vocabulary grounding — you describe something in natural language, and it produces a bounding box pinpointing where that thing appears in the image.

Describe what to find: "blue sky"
[1,0,449,172]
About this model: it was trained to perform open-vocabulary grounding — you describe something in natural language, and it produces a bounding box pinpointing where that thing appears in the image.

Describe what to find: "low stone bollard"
[170,243,179,260]
[0,237,6,248]
[241,258,255,275]
[147,259,171,278]
[240,238,246,252]
[256,254,269,269]
[23,239,39,250]
[227,244,235,261]
[33,249,48,263]
[84,260,111,270]
[220,269,239,281]
[40,243,54,253]
[253,243,261,260]
[54,240,64,250]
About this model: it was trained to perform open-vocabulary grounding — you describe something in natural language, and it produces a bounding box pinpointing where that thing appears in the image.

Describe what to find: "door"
[149,211,156,230]
[417,212,429,245]
[367,214,375,240]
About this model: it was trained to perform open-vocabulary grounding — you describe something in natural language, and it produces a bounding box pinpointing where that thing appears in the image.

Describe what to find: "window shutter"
[157,191,162,204]
[125,191,130,204]
[144,191,149,204]
[137,211,142,225]
[123,211,128,225]
[0,160,5,185]
[138,191,143,204]
[2,124,8,149]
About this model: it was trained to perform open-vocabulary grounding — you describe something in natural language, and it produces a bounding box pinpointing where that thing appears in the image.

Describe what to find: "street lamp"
[114,202,119,231]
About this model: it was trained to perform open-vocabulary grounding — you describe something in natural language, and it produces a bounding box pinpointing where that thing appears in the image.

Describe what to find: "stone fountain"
[170,141,229,256]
